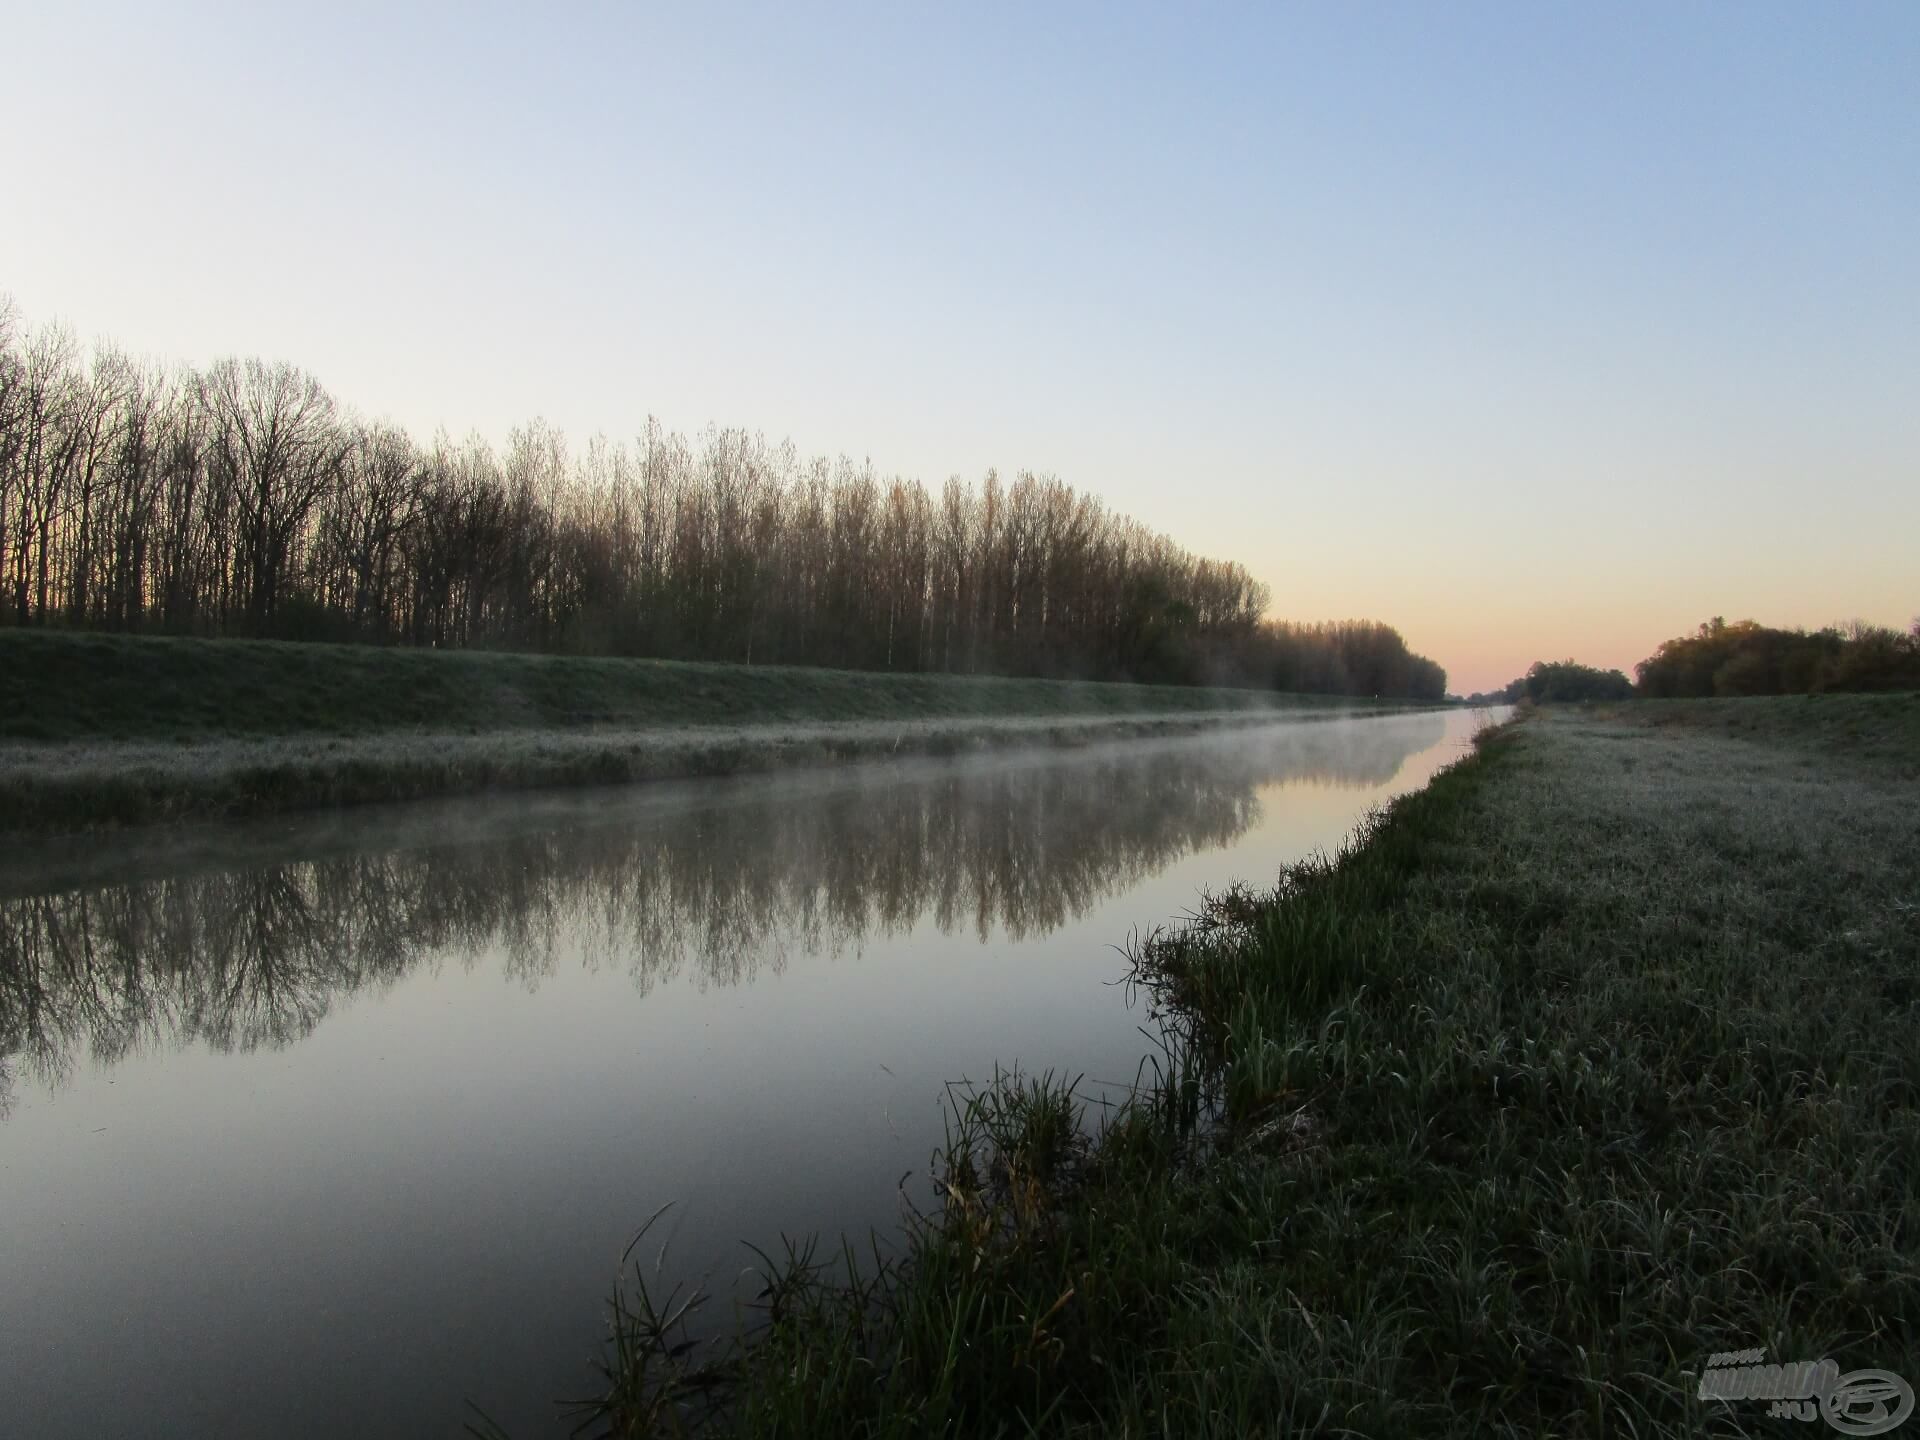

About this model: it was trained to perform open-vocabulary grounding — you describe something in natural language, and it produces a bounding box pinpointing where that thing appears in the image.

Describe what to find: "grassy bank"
[0,631,1431,833]
[584,697,1919,1437]
[0,710,1373,835]
[0,631,1386,743]
[1591,692,1920,777]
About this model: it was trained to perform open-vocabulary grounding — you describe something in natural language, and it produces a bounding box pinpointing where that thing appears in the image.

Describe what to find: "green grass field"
[0,630,1386,743]
[581,695,1920,1437]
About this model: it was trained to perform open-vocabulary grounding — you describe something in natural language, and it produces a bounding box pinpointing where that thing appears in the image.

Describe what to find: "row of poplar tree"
[0,301,1445,698]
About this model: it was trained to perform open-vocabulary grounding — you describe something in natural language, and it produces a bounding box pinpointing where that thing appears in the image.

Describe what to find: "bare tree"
[198,358,347,634]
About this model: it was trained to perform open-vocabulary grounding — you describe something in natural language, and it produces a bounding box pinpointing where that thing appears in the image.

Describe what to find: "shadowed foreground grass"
[569,698,1918,1438]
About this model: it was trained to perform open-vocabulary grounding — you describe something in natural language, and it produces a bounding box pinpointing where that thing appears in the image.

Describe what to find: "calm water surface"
[0,708,1496,1438]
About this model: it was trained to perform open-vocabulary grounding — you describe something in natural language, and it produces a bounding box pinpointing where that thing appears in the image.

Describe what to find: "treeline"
[1467,617,1920,705]
[0,300,1444,697]
[1466,659,1634,705]
[1635,617,1920,698]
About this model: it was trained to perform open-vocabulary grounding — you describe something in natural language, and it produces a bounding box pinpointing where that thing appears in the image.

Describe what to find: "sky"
[4,3,1915,694]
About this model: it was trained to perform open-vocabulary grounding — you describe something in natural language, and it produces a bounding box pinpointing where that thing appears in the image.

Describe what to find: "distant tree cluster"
[1466,659,1634,705]
[1635,617,1920,697]
[1467,617,1920,706]
[0,299,1445,697]
[1261,620,1447,700]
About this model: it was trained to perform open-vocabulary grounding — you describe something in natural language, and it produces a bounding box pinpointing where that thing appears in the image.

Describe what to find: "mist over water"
[0,708,1489,1439]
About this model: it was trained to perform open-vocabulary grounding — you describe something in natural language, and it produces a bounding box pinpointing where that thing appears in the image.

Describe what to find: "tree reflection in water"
[1,714,1445,1093]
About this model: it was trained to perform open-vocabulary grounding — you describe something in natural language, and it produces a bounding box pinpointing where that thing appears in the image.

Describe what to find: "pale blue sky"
[5,2,1915,691]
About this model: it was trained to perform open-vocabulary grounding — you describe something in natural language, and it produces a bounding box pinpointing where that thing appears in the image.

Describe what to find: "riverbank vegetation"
[0,299,1443,698]
[578,696,1919,1437]
[0,631,1442,832]
[0,630,1414,744]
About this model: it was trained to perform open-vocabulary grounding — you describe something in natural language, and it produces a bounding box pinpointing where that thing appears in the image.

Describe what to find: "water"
[0,707,1496,1438]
